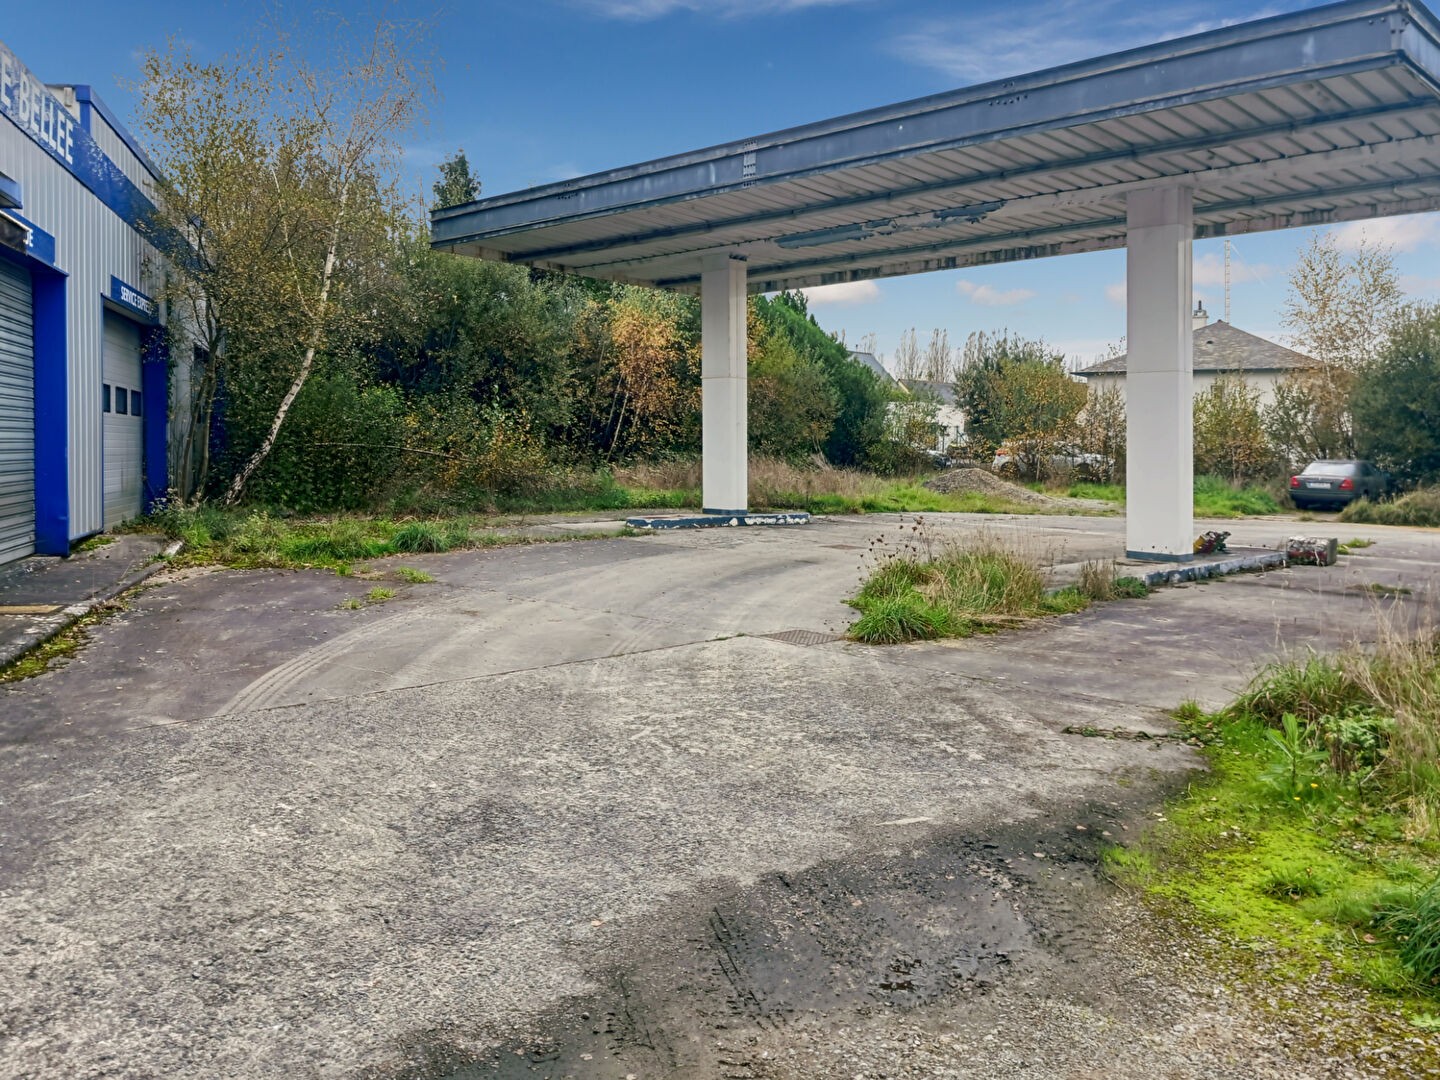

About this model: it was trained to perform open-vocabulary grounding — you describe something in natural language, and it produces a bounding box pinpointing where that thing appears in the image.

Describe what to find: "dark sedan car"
[1289,460,1389,510]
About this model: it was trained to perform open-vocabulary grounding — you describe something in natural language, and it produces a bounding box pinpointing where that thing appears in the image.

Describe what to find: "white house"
[897,378,966,453]
[1075,303,1320,408]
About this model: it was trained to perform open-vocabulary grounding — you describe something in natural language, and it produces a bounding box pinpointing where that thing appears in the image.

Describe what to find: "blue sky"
[6,0,1440,369]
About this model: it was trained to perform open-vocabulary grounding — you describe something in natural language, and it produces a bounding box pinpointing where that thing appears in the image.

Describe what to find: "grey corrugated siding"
[87,111,160,196]
[0,258,35,564]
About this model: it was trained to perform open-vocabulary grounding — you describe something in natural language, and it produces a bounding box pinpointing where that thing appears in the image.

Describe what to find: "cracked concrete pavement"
[1,512,1437,1078]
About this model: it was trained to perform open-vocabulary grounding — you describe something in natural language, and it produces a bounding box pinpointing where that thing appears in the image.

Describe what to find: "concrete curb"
[0,540,181,672]
[1140,547,1288,588]
[626,511,811,529]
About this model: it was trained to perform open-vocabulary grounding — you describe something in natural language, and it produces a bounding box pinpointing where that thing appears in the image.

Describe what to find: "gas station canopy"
[432,0,1440,295]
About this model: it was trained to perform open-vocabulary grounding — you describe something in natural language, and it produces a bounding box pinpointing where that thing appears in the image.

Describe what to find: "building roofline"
[62,85,164,185]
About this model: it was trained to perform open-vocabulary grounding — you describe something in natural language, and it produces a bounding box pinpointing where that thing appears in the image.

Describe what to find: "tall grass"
[1229,629,1440,835]
[1342,488,1440,528]
[848,530,1090,643]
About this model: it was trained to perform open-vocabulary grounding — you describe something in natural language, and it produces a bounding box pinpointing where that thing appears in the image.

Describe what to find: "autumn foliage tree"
[954,331,1086,479]
[1193,376,1275,482]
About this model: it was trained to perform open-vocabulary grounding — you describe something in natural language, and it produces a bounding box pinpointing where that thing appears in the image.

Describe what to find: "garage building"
[0,38,171,564]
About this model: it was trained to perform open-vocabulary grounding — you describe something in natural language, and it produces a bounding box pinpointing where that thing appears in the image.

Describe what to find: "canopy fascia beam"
[500,99,1438,264]
[433,3,1440,254]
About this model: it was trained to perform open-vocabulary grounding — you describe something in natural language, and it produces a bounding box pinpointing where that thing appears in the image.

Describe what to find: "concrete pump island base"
[434,0,1440,558]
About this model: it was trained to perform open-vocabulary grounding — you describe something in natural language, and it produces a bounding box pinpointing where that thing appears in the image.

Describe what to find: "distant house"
[898,379,966,452]
[847,350,898,386]
[1075,303,1320,408]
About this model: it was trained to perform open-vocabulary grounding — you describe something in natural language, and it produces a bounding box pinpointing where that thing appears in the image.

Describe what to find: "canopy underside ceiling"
[431,1,1440,293]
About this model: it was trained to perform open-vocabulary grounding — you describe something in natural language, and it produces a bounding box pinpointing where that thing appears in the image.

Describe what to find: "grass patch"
[72,534,117,553]
[1340,538,1377,554]
[366,586,396,602]
[1342,488,1440,528]
[1039,477,1281,517]
[140,505,628,573]
[0,605,114,684]
[393,567,436,584]
[1064,482,1126,504]
[847,530,1095,644]
[1192,474,1283,518]
[1109,636,1440,1007]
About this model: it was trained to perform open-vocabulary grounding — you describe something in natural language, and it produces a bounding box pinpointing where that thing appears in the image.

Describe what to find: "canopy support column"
[701,252,748,514]
[1124,185,1194,561]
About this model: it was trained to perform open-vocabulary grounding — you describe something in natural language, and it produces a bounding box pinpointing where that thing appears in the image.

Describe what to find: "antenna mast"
[1224,237,1232,323]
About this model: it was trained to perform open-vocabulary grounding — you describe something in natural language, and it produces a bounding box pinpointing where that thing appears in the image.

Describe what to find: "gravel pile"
[923,466,1063,507]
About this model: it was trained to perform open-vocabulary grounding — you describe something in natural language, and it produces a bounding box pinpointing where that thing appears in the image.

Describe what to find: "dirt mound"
[923,465,1056,506]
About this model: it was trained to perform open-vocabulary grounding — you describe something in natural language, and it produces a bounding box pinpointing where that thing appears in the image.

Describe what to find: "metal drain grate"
[762,629,846,647]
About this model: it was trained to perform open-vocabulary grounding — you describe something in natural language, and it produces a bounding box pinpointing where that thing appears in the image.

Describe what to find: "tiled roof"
[898,379,958,405]
[848,351,896,384]
[1076,322,1319,376]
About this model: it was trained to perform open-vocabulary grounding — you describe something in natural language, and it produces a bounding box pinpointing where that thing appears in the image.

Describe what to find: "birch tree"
[134,18,431,504]
[1271,232,1402,461]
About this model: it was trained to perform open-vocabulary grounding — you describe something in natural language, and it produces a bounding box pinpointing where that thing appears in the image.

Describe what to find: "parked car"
[1289,460,1390,511]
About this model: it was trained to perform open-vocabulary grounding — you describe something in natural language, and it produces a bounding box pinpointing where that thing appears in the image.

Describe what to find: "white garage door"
[102,313,144,528]
[0,258,35,565]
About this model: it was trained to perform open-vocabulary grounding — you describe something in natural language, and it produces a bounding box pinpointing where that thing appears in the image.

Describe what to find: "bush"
[236,375,407,512]
[1194,375,1278,482]
[1341,488,1440,527]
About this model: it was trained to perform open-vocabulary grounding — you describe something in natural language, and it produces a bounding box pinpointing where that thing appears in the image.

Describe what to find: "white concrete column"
[701,252,748,514]
[1124,185,1194,561]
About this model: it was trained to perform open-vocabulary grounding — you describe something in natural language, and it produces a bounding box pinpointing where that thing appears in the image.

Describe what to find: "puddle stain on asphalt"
[387,808,1133,1080]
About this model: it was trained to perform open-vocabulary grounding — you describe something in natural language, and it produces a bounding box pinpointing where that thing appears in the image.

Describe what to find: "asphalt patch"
[379,797,1153,1080]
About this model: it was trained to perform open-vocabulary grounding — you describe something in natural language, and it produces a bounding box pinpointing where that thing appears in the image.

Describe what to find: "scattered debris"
[1193,530,1230,555]
[1285,536,1339,566]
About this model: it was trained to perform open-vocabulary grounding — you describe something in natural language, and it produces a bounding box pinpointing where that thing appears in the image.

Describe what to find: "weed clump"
[847,524,1091,644]
[1341,488,1440,528]
[1077,559,1150,601]
[1224,636,1440,832]
[1380,876,1440,989]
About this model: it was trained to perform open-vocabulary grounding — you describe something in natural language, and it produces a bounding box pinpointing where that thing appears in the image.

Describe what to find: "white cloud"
[575,0,864,18]
[889,1,1287,84]
[1104,281,1126,306]
[957,279,1035,307]
[1330,214,1440,253]
[800,280,881,307]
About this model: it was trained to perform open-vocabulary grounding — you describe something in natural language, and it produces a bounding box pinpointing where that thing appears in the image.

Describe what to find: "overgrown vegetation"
[1109,635,1440,1011]
[846,525,1146,643]
[1342,489,1440,528]
[0,606,116,684]
[148,503,631,572]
